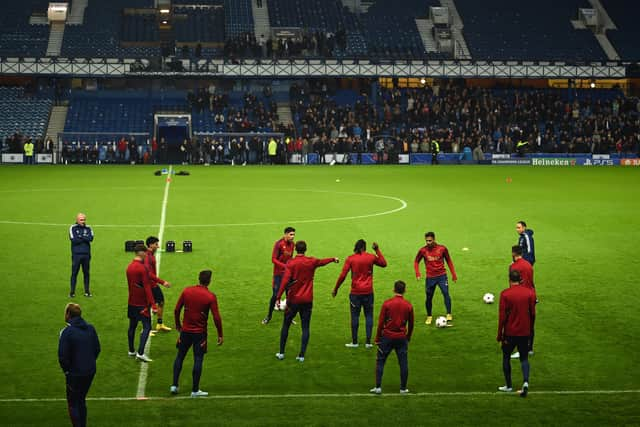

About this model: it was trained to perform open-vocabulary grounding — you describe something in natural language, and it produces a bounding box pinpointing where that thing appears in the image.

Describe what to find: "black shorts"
[176,331,208,356]
[502,336,530,359]
[128,305,150,321]
[152,286,164,304]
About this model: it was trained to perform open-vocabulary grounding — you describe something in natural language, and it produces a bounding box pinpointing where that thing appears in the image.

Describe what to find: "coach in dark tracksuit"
[69,213,93,297]
[58,303,100,427]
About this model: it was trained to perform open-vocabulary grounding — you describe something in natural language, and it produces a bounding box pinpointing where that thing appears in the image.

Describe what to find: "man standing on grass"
[69,213,94,298]
[497,270,536,398]
[370,280,414,395]
[58,303,100,427]
[171,270,223,398]
[333,239,387,349]
[145,236,172,333]
[275,241,339,362]
[126,244,157,363]
[263,227,296,325]
[414,232,457,325]
[509,245,536,359]
[516,221,535,266]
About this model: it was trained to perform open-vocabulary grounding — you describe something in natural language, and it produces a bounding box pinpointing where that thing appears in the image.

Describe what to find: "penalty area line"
[135,166,172,399]
[0,389,639,403]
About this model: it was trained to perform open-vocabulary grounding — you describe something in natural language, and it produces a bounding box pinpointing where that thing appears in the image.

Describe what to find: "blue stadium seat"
[0,87,52,140]
[456,0,606,61]
[602,0,640,60]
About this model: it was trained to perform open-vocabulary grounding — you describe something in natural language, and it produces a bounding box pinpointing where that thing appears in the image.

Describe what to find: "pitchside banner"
[36,154,53,164]
[620,158,640,166]
[532,156,619,166]
[1,153,23,163]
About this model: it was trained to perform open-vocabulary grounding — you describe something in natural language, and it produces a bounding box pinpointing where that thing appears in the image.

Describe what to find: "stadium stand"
[602,0,640,60]
[174,7,225,43]
[0,0,50,57]
[224,0,254,37]
[455,0,607,61]
[62,0,160,58]
[0,86,52,141]
[360,0,436,59]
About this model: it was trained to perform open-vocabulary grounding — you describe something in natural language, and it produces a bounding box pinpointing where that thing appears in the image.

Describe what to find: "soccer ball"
[274,299,287,311]
[435,316,448,328]
[483,293,495,304]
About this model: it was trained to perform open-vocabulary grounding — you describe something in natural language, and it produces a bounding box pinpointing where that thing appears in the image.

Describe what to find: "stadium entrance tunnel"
[155,114,192,164]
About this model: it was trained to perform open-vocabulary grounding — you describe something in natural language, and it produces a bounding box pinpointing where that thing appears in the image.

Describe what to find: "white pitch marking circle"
[0,189,408,228]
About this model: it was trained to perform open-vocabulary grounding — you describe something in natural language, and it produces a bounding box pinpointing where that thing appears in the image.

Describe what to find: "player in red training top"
[509,245,536,358]
[263,227,296,325]
[333,239,387,348]
[414,231,458,325]
[275,240,338,362]
[145,236,172,333]
[171,270,223,398]
[497,270,536,398]
[126,244,157,363]
[370,280,414,395]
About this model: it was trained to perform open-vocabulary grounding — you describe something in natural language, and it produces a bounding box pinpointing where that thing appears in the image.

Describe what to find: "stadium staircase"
[45,105,69,143]
[438,0,471,59]
[589,0,620,60]
[251,0,271,40]
[415,18,439,53]
[46,22,65,57]
[67,0,88,25]
[277,102,293,126]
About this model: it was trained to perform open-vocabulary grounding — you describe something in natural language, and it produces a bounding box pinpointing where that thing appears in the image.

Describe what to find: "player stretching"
[263,227,295,325]
[333,239,387,348]
[414,232,458,324]
[171,270,223,398]
[509,245,536,358]
[145,236,172,333]
[275,241,338,362]
[126,244,157,362]
[497,270,536,397]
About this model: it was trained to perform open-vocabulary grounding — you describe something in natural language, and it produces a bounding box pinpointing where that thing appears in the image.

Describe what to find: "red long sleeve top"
[414,244,457,280]
[174,285,222,337]
[126,259,155,307]
[144,249,167,288]
[375,295,414,342]
[334,249,387,295]
[272,238,294,277]
[497,285,536,340]
[277,255,335,304]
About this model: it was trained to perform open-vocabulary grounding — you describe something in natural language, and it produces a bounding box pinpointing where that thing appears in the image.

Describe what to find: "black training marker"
[166,241,176,252]
[183,240,193,252]
[125,240,136,252]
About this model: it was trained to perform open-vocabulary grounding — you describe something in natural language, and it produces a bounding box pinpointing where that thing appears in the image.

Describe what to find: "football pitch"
[0,164,638,426]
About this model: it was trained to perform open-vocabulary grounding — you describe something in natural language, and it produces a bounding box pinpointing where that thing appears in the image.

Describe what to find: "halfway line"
[136,166,172,399]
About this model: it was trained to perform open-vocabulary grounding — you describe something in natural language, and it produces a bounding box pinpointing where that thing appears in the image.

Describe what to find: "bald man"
[69,213,94,297]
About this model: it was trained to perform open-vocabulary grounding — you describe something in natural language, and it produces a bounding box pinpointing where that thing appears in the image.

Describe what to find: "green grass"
[0,165,639,426]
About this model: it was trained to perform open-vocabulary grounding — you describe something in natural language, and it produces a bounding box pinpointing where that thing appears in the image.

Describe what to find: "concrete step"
[46,22,65,57]
[277,102,292,126]
[45,105,69,142]
[415,19,438,52]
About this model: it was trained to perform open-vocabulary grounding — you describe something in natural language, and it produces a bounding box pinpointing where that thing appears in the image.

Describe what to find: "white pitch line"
[0,191,408,228]
[136,166,172,399]
[0,389,638,403]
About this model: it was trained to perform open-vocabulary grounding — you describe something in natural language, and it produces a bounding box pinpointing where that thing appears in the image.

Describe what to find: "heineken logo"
[532,158,576,166]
